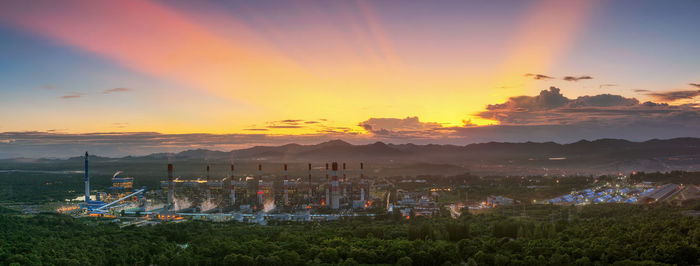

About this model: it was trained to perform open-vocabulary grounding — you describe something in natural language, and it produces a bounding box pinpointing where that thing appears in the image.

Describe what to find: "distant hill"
[141,138,700,165]
[2,138,699,176]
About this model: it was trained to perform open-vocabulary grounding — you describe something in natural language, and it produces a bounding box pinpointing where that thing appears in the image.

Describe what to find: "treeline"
[630,171,700,184]
[0,204,698,265]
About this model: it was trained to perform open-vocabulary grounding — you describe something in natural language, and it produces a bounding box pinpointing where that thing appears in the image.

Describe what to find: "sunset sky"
[1,0,699,157]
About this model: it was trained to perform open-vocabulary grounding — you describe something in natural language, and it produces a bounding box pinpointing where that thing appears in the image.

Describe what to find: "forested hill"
[141,138,700,163]
[0,204,698,265]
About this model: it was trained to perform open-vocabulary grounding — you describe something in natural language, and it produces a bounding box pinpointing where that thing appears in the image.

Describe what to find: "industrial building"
[547,182,692,206]
[486,195,514,207]
[75,152,146,216]
[638,183,681,204]
[160,161,373,213]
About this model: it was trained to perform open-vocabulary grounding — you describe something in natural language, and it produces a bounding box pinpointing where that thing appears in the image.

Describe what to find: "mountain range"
[143,138,700,170]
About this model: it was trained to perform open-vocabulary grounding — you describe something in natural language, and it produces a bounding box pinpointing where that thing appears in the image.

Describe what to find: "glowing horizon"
[0,0,698,139]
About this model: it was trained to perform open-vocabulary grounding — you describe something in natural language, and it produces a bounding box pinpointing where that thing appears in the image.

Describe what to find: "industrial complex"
[63,152,376,223]
[58,152,700,224]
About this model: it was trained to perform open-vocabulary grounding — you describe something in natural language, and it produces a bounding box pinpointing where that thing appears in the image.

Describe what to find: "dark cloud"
[60,92,84,99]
[317,126,357,134]
[524,73,554,80]
[359,87,699,142]
[359,117,442,132]
[267,125,303,129]
[600,84,617,89]
[103,87,131,94]
[568,94,638,107]
[646,90,700,102]
[357,117,446,140]
[689,83,700,88]
[563,75,593,82]
[634,89,650,93]
[485,87,570,112]
[266,119,307,127]
[243,128,269,131]
[462,119,477,127]
[262,119,328,129]
[477,87,699,127]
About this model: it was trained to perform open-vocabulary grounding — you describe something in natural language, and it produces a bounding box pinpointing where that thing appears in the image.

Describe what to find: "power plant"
[159,161,372,213]
[79,152,146,216]
[64,152,375,222]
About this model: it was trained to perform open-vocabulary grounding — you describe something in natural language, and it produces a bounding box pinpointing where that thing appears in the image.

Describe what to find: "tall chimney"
[168,164,174,209]
[308,163,313,203]
[206,164,210,181]
[230,164,235,205]
[257,164,263,206]
[325,163,330,206]
[283,164,289,206]
[360,162,365,206]
[342,163,347,200]
[331,162,340,209]
[84,152,90,205]
[206,164,211,200]
[342,163,347,182]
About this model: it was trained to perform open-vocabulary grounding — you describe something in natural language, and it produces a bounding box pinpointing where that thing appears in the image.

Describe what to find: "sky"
[0,0,699,158]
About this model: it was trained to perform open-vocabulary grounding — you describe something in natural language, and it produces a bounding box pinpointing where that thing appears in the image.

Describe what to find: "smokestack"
[257,164,263,206]
[325,163,330,206]
[283,164,289,206]
[168,164,174,209]
[360,162,365,205]
[342,163,347,199]
[308,163,312,203]
[206,164,211,200]
[84,152,90,205]
[342,163,346,182]
[230,164,235,205]
[331,162,339,209]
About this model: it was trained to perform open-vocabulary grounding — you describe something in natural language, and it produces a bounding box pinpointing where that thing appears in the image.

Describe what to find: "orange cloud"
[1,0,314,105]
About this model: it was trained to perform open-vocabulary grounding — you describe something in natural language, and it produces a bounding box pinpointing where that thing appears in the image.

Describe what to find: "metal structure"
[331,162,340,209]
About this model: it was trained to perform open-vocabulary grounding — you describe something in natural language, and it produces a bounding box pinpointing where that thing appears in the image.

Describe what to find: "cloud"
[357,117,446,139]
[477,86,699,127]
[263,119,317,129]
[646,90,700,102]
[267,125,303,129]
[60,92,84,99]
[484,87,570,112]
[600,84,617,89]
[359,117,442,132]
[633,89,650,93]
[103,87,132,94]
[524,73,554,80]
[563,75,592,82]
[42,85,54,90]
[5,87,699,158]
[462,119,477,127]
[689,83,700,88]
